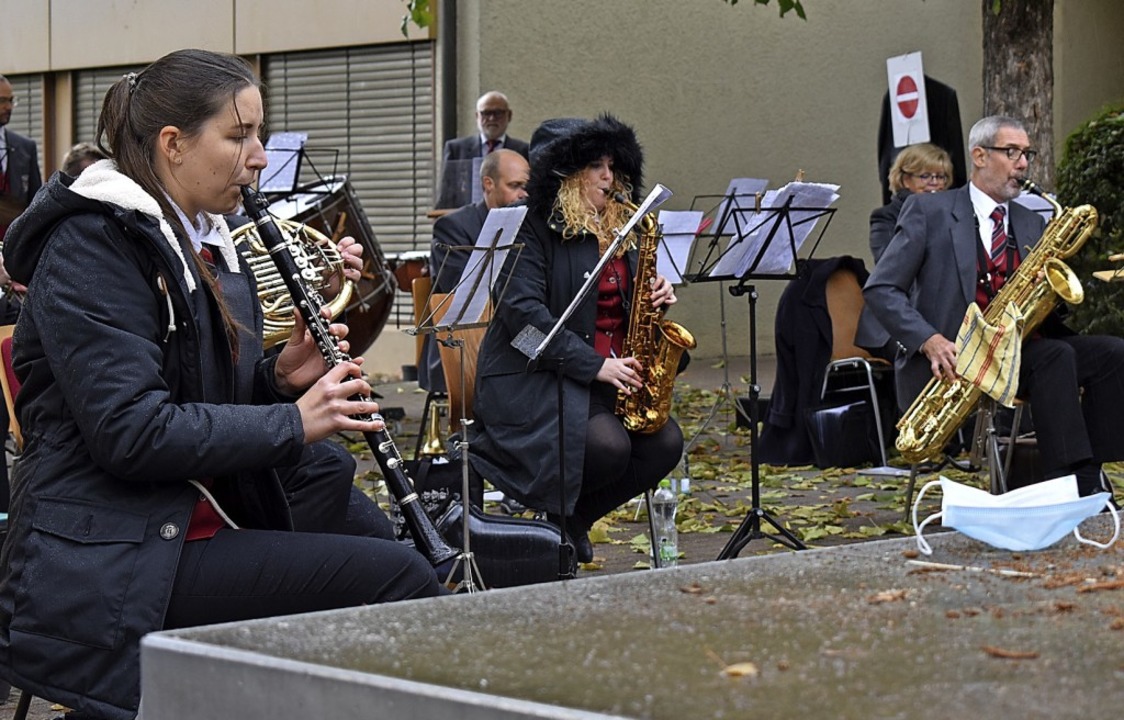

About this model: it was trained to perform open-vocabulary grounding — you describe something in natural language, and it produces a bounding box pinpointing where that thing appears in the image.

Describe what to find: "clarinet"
[240,186,460,567]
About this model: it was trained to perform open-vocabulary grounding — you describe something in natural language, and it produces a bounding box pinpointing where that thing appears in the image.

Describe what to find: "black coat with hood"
[469,115,645,515]
[0,161,304,719]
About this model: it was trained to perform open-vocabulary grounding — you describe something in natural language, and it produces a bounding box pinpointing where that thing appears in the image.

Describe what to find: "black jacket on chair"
[758,256,870,466]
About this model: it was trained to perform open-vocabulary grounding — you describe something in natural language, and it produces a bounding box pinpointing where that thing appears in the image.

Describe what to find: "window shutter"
[74,66,141,145]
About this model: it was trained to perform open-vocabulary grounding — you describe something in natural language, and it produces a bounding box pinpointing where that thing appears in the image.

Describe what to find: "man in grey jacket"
[863,115,1124,496]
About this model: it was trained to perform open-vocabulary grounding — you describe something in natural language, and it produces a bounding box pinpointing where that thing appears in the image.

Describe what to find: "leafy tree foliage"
[1056,106,1124,336]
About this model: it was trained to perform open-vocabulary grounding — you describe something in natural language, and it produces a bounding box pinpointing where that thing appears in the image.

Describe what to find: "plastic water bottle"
[651,479,679,568]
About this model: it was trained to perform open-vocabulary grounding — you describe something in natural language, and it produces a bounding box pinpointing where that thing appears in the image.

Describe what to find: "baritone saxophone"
[894,181,1098,464]
[616,202,697,434]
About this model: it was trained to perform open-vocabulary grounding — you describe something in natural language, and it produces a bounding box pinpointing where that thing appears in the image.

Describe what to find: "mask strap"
[912,479,943,556]
[1073,496,1120,550]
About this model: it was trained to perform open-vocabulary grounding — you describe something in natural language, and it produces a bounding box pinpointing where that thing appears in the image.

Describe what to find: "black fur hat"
[526,114,644,215]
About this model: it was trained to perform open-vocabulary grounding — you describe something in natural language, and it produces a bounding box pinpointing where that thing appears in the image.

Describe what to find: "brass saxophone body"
[615,203,697,434]
[894,181,1099,463]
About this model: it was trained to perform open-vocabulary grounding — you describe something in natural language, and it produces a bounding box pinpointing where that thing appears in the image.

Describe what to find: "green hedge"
[1055,105,1124,336]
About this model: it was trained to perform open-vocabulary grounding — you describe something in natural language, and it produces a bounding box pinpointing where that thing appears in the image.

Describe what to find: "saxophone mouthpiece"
[612,191,627,203]
[1021,178,1042,196]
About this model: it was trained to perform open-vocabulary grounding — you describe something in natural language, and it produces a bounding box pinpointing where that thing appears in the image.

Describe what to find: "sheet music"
[657,210,704,285]
[707,187,785,278]
[753,181,840,274]
[1012,191,1056,223]
[713,178,769,236]
[261,132,307,193]
[440,205,529,327]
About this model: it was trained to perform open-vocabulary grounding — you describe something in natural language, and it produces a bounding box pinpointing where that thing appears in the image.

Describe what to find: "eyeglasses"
[907,172,948,183]
[478,109,510,119]
[982,146,1038,163]
[0,96,18,107]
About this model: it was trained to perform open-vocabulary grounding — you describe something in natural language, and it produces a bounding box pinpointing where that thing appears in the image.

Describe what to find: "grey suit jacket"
[2,127,43,207]
[434,135,529,209]
[863,183,1045,408]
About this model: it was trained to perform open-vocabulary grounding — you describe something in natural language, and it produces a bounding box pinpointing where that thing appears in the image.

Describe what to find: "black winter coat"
[469,210,637,515]
[0,168,304,719]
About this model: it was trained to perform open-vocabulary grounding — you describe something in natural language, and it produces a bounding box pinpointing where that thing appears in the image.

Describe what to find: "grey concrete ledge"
[142,520,1124,719]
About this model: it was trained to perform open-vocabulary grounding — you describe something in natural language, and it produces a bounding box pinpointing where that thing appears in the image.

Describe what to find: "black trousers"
[279,439,395,539]
[1019,334,1124,476]
[573,383,684,528]
[164,528,444,629]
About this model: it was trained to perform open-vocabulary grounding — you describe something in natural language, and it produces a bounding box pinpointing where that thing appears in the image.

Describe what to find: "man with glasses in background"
[434,91,529,210]
[864,115,1124,498]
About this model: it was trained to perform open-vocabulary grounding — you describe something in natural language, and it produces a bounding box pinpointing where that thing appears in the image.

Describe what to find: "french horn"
[231,218,355,349]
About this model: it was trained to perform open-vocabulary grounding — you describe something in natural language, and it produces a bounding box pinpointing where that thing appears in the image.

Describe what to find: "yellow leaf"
[721,662,759,678]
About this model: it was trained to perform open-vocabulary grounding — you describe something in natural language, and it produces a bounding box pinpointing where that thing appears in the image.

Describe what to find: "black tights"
[571,384,684,529]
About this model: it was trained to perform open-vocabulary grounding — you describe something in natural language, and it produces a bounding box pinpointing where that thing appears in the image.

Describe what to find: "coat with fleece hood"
[0,161,305,720]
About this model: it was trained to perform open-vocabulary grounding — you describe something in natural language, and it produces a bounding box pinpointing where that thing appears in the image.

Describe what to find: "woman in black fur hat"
[469,115,684,564]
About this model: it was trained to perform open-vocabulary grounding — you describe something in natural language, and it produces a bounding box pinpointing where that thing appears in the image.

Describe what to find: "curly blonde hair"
[554,172,636,254]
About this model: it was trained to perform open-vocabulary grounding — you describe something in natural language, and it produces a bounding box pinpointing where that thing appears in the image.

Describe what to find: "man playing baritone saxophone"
[863,115,1124,497]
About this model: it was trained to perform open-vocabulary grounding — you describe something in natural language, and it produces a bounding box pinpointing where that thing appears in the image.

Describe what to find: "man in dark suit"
[1,74,42,244]
[421,149,529,393]
[864,115,1124,496]
[434,91,529,209]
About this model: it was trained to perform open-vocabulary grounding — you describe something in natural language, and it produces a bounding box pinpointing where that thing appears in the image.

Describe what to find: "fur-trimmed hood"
[5,159,240,293]
[526,114,644,215]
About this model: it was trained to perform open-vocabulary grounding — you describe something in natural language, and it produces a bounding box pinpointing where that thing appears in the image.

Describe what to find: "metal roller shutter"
[74,66,140,145]
[263,42,435,323]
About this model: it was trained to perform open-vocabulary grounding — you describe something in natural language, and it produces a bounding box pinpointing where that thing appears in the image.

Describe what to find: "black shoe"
[498,495,527,515]
[548,514,594,564]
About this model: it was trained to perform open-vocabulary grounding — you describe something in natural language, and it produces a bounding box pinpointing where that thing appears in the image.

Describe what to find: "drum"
[269,177,396,357]
[386,249,431,295]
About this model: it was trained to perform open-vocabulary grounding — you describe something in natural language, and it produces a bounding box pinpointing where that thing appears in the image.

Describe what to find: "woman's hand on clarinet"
[597,357,643,394]
[650,274,676,308]
[274,309,354,395]
[296,361,385,444]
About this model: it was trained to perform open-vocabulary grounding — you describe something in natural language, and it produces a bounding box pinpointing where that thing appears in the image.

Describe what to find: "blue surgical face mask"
[912,475,1119,554]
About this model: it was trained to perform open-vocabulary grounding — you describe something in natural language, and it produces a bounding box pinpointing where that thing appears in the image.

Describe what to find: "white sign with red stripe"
[887,52,930,147]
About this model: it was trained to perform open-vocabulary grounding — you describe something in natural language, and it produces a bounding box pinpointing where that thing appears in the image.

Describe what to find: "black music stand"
[412,206,527,591]
[681,184,772,446]
[685,185,838,559]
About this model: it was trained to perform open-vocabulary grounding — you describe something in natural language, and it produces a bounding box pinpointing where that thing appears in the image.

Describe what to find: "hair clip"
[125,72,138,93]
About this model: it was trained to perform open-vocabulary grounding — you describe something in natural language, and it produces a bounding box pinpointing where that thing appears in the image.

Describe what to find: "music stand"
[681,180,772,449]
[512,184,674,576]
[685,180,840,559]
[412,205,528,592]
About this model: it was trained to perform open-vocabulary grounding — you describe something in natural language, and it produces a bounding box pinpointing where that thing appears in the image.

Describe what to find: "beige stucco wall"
[1055,0,1124,151]
[0,0,426,73]
[456,0,984,363]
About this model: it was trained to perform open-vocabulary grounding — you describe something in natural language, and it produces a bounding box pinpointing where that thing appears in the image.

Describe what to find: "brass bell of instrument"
[231,218,355,349]
[419,397,449,457]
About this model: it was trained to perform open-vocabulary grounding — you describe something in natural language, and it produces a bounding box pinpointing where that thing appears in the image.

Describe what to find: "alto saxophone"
[616,203,697,434]
[894,181,1099,464]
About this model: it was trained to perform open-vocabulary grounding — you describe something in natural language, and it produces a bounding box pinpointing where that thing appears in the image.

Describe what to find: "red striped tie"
[990,206,1008,264]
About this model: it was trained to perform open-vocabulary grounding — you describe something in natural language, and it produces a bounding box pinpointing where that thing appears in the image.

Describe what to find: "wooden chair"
[818,267,899,474]
[0,324,22,452]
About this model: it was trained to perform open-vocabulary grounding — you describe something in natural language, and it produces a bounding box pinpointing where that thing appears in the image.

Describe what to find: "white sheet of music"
[713,177,769,236]
[708,187,784,279]
[441,205,528,327]
[753,181,840,275]
[656,210,704,285]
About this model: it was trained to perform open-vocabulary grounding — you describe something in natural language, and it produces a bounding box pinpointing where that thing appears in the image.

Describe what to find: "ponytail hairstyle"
[96,48,259,350]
